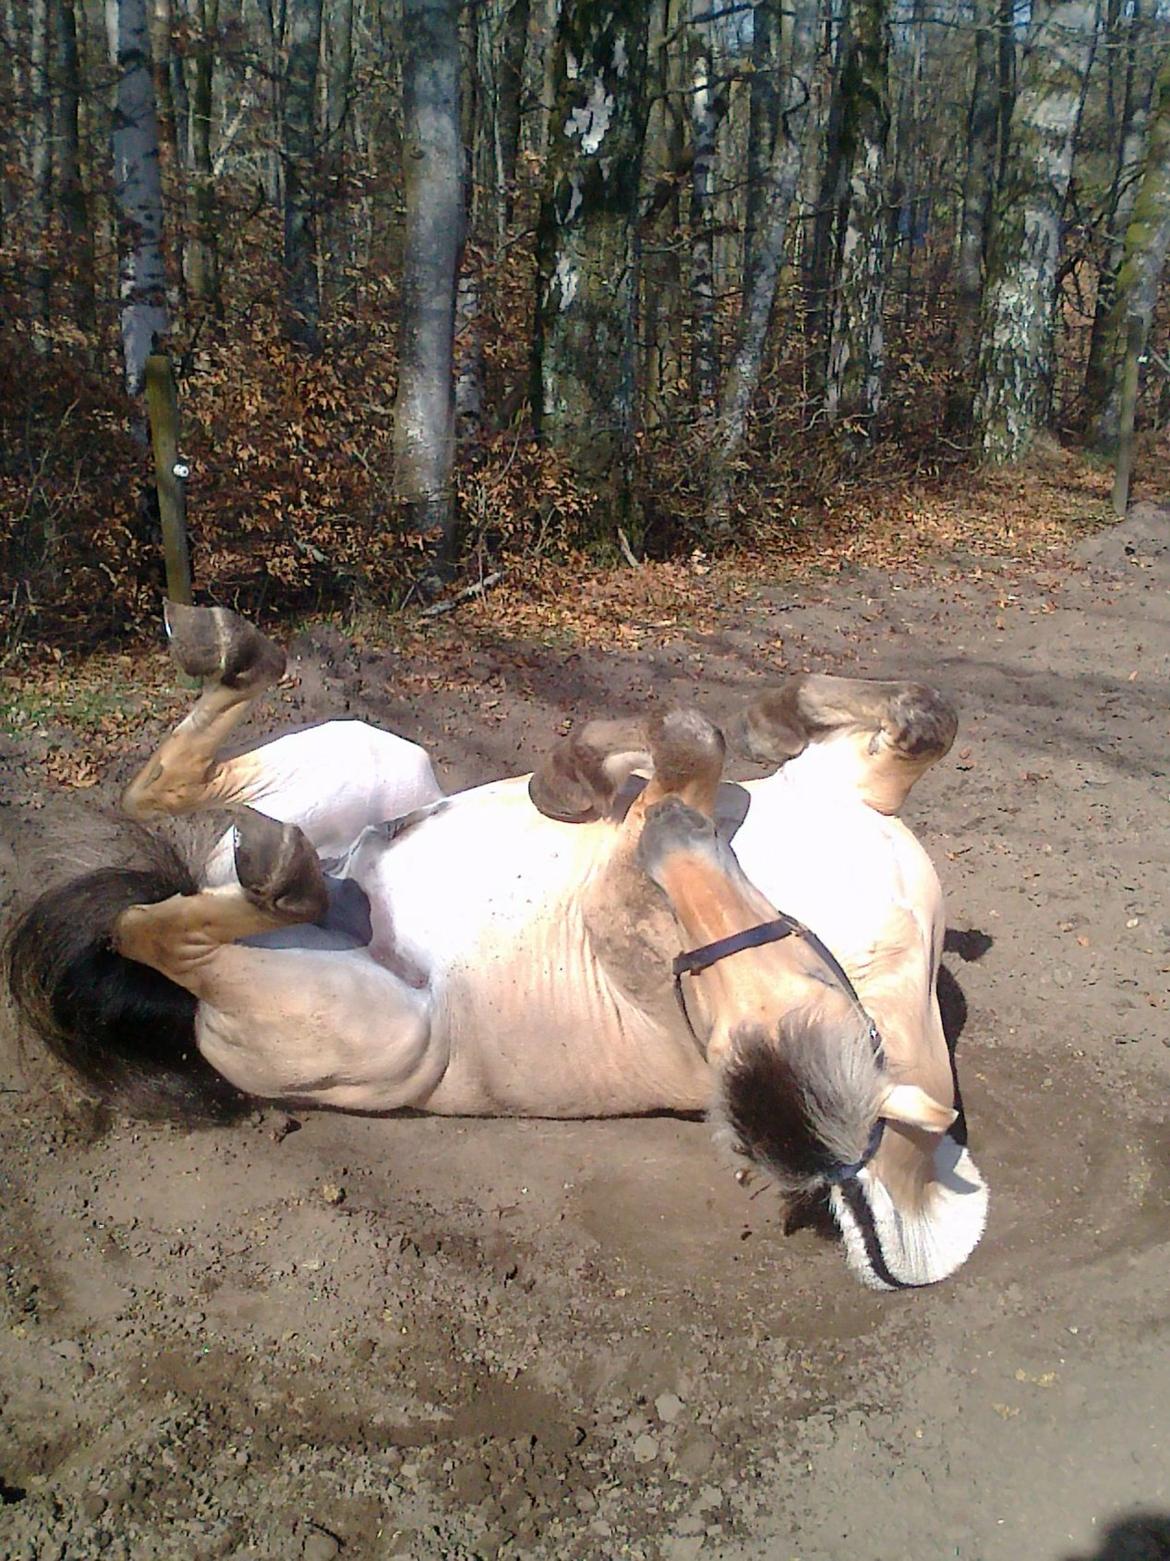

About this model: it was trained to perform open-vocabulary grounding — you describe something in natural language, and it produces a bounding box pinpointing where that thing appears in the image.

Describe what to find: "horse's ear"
[528,719,651,823]
[879,1083,957,1134]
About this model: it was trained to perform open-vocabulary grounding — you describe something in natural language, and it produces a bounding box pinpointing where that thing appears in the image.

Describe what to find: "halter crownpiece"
[673,912,887,1183]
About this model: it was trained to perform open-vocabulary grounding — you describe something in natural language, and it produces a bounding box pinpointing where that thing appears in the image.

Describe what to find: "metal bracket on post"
[144,352,194,605]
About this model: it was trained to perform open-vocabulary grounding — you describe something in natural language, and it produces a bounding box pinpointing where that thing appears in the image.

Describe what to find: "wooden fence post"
[144,353,194,604]
[1111,312,1146,519]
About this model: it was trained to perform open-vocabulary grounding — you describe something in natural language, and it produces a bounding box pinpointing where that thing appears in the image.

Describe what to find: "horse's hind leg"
[123,605,443,847]
[122,603,287,820]
[732,674,958,814]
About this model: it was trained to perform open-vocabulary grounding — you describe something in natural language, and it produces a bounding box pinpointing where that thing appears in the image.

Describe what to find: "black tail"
[2,820,249,1123]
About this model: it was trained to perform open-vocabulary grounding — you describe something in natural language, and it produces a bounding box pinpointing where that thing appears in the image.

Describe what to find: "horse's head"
[636,795,987,1289]
[531,703,987,1289]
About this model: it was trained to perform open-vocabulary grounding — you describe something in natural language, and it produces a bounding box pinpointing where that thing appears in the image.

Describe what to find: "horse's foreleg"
[115,810,441,1110]
[114,810,328,977]
[122,604,287,820]
[733,674,958,814]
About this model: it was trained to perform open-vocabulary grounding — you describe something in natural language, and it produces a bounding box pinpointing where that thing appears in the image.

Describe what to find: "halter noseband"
[672,912,886,1184]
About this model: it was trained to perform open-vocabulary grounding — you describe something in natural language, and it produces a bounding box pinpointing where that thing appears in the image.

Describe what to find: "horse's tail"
[2,817,249,1123]
[713,992,885,1200]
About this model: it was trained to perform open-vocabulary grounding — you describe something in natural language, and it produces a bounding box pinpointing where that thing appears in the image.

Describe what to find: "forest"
[1,0,1168,648]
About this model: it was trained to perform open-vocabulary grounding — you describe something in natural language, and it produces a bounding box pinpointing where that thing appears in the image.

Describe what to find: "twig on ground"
[617,528,642,568]
[419,571,505,618]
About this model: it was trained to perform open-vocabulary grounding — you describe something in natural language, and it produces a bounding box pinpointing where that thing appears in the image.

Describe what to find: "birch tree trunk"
[186,0,221,316]
[954,0,998,387]
[535,0,652,523]
[394,0,462,572]
[824,0,891,437]
[688,12,721,407]
[706,0,818,527]
[1084,0,1149,448]
[111,0,171,399]
[973,0,1096,465]
[1088,47,1170,461]
[282,0,324,349]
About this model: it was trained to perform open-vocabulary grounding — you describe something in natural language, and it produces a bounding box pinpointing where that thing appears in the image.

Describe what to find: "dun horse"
[4,604,987,1289]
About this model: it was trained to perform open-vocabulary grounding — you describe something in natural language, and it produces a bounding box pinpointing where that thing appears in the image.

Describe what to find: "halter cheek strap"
[672,912,886,1182]
[673,912,863,1000]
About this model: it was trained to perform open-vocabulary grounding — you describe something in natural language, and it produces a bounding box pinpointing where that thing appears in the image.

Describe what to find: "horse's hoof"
[164,602,286,692]
[881,685,958,760]
[233,809,328,923]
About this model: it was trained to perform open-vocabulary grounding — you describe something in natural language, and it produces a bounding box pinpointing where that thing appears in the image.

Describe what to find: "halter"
[672,912,886,1184]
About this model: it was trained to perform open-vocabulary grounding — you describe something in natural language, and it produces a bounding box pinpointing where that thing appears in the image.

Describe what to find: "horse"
[3,603,987,1290]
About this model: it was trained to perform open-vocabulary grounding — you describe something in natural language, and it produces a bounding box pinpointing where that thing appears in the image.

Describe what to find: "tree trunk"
[30,0,53,336]
[186,0,221,316]
[54,0,95,329]
[111,0,171,399]
[152,0,181,181]
[805,14,849,353]
[688,11,721,407]
[1084,0,1149,448]
[954,0,998,388]
[321,0,355,298]
[744,0,781,283]
[455,0,530,437]
[887,0,924,334]
[479,0,529,235]
[282,0,324,350]
[394,0,463,572]
[824,0,891,438]
[706,0,818,527]
[1089,47,1170,461]
[973,0,1096,465]
[995,0,1015,190]
[535,0,652,526]
[1,0,25,237]
[641,0,686,427]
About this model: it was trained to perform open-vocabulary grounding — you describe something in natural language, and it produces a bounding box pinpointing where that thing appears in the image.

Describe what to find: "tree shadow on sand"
[1064,1513,1170,1560]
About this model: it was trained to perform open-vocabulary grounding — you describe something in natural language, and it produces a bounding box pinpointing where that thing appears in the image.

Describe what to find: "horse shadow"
[1064,1513,1170,1560]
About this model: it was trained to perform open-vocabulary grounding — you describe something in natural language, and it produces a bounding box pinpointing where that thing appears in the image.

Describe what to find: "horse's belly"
[735,776,931,958]
[422,958,713,1119]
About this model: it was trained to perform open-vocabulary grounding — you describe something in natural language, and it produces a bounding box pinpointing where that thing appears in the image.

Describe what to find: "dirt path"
[2,506,1169,1561]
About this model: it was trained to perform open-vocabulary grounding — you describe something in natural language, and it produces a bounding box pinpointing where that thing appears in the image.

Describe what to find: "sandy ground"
[1,505,1169,1561]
